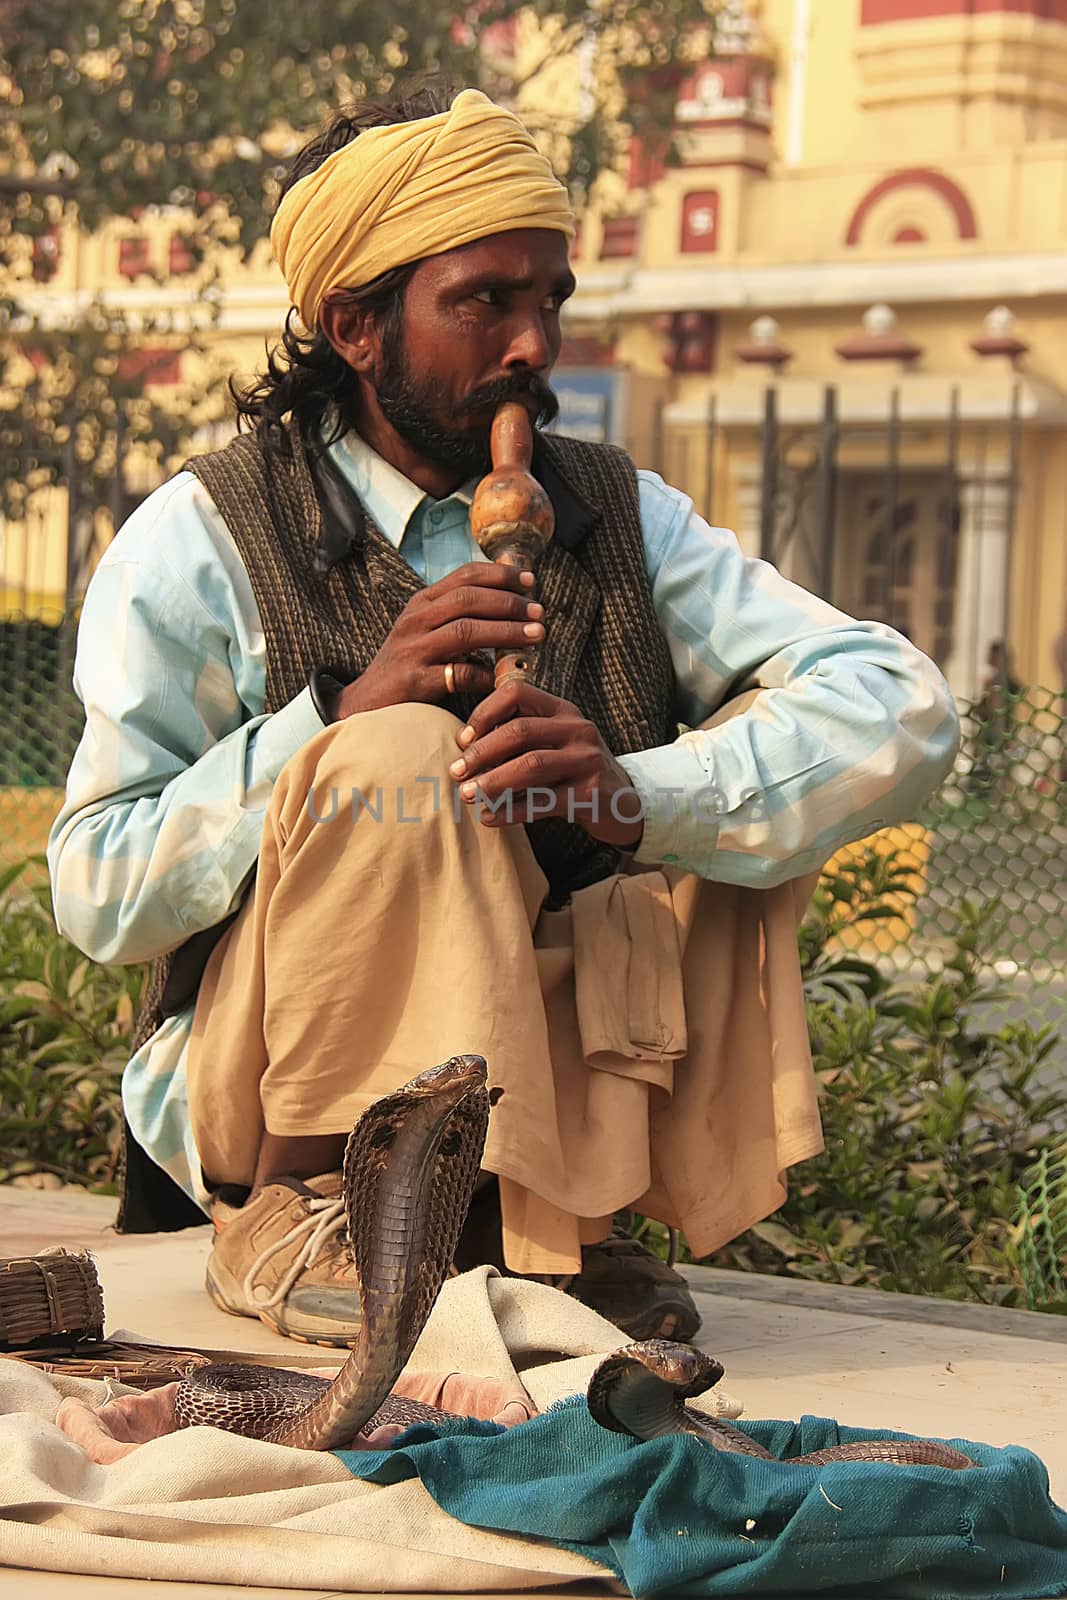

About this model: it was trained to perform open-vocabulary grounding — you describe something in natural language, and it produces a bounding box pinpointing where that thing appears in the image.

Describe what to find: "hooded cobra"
[586,1340,977,1469]
[174,1053,492,1450]
[176,1057,975,1469]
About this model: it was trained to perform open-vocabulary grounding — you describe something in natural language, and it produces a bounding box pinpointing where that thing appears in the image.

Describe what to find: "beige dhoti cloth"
[187,700,823,1276]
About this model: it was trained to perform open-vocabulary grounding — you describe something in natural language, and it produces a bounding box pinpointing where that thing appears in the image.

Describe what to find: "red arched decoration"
[893,225,927,243]
[844,169,977,246]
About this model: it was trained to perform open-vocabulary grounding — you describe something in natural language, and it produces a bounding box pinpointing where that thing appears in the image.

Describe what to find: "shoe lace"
[242,1195,348,1311]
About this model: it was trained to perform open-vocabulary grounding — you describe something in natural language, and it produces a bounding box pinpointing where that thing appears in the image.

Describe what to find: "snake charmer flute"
[470,401,555,689]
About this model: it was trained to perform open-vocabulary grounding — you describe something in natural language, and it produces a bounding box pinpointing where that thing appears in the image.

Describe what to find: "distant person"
[970,639,1022,797]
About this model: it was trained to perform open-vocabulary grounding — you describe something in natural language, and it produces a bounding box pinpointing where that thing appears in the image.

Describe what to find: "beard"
[372,329,560,479]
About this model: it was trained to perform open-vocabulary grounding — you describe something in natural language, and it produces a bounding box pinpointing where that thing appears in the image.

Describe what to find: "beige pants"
[187,701,823,1276]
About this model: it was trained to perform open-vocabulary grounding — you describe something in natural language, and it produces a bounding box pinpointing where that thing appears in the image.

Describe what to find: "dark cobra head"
[344,1054,492,1178]
[586,1340,729,1442]
[618,1340,725,1399]
[396,1052,490,1102]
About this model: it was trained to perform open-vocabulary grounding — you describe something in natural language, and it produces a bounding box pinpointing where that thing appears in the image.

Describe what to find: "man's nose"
[503,314,552,373]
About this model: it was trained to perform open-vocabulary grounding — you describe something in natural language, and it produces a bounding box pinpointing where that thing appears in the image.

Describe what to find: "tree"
[0,0,726,570]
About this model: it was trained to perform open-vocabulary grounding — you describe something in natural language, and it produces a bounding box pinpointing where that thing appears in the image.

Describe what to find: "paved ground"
[2,1183,1066,1599]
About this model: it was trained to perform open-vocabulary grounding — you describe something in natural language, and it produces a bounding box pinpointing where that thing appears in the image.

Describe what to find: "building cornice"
[567,251,1067,319]
[664,371,1067,428]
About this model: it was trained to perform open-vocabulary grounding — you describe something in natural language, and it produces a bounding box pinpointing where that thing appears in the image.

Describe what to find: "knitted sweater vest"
[119,422,677,1230]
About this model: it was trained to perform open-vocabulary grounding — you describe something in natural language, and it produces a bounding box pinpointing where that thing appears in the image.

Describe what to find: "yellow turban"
[270,89,576,331]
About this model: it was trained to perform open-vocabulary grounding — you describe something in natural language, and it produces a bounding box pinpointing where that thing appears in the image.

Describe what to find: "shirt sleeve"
[46,475,325,965]
[617,471,962,887]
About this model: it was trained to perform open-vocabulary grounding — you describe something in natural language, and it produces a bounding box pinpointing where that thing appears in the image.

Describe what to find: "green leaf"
[835,1220,870,1252]
[749,1221,807,1259]
[0,860,32,896]
[13,981,55,1005]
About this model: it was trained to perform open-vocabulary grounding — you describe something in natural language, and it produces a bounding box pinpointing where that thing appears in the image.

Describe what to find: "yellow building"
[7,0,1067,705]
[562,0,1067,703]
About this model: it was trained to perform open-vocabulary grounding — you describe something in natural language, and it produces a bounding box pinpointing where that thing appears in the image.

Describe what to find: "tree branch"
[0,173,76,200]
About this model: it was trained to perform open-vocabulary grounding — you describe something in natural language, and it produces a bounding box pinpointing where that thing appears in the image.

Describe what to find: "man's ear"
[319,299,380,376]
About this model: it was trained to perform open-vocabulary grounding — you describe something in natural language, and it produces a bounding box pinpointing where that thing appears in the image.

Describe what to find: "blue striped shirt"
[46,427,961,1207]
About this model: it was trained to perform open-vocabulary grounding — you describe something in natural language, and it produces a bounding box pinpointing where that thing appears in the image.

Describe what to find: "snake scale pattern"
[585,1340,976,1469]
[174,1054,491,1449]
[175,1056,977,1469]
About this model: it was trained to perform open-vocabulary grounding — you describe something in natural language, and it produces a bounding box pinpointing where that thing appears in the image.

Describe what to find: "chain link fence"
[922,688,1067,967]
[0,616,82,870]
[1,612,1066,1082]
[823,686,1067,1091]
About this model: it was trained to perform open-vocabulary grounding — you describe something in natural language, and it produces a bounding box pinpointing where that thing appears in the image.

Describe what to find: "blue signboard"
[548,369,619,445]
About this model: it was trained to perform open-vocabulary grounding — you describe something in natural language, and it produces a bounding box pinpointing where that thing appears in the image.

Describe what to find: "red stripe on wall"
[862,0,1067,22]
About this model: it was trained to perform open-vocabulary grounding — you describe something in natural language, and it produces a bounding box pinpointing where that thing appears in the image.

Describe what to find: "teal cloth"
[336,1397,1067,1599]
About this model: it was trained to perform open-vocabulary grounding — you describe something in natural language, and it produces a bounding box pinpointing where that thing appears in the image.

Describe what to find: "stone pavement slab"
[1,1183,1065,1598]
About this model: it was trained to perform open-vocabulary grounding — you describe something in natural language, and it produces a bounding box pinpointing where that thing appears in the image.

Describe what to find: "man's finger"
[458,681,567,744]
[424,561,536,599]
[476,796,565,828]
[424,661,494,702]
[455,750,596,811]
[426,617,546,659]
[422,585,545,628]
[449,715,567,781]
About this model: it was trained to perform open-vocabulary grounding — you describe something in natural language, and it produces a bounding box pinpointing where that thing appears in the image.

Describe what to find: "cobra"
[174,1053,492,1450]
[586,1340,977,1469]
[176,1061,976,1469]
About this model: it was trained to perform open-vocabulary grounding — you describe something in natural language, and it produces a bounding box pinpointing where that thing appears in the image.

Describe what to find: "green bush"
[2,844,1066,1310]
[675,846,1067,1306]
[0,856,143,1190]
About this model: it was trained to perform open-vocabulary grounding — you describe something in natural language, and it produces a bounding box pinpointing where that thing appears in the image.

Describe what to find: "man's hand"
[447,682,645,850]
[330,563,545,719]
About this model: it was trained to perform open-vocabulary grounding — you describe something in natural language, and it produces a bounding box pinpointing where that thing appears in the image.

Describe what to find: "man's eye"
[472,289,503,306]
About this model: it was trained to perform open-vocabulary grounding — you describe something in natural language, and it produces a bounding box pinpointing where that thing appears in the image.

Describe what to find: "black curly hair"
[231,81,460,454]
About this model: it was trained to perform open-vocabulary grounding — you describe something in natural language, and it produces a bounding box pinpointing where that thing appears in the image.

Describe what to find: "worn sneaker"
[561,1219,702,1341]
[453,1181,701,1341]
[205,1173,362,1347]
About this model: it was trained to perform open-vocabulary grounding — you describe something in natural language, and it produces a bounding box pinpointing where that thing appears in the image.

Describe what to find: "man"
[48,84,960,1348]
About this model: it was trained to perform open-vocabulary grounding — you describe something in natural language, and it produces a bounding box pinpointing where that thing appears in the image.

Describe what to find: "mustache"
[457,372,559,427]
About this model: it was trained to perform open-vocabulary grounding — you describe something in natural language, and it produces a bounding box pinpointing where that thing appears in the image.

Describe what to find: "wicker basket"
[2,1339,213,1388]
[0,1248,105,1348]
[0,1249,337,1389]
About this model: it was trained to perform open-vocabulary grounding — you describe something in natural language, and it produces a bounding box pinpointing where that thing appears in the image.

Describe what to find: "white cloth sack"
[0,1266,737,1593]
